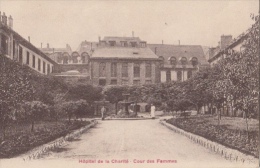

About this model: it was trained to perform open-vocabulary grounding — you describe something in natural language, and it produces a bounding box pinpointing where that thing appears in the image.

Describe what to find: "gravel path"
[1,119,255,168]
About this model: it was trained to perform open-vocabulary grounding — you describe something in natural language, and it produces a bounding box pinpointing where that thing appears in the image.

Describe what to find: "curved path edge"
[18,120,98,161]
[160,120,258,165]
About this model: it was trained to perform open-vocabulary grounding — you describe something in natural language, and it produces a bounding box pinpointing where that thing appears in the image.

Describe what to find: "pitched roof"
[147,44,208,65]
[103,36,141,42]
[91,47,159,60]
[0,25,57,65]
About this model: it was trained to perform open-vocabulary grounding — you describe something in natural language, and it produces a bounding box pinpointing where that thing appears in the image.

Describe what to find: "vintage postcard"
[0,1,259,168]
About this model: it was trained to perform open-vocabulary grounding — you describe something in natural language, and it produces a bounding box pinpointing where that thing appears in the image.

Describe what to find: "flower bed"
[0,120,91,158]
[166,116,258,158]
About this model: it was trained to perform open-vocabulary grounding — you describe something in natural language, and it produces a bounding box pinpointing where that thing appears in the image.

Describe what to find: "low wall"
[160,120,257,165]
[20,120,98,161]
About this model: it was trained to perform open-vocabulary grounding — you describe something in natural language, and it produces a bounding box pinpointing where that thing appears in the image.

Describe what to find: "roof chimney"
[162,40,164,45]
[0,12,2,23]
[132,31,134,37]
[220,35,232,49]
[2,12,7,26]
[178,40,180,45]
[8,15,13,29]
[47,43,49,48]
[98,36,101,42]
[28,36,30,43]
[155,47,157,54]
[41,43,42,48]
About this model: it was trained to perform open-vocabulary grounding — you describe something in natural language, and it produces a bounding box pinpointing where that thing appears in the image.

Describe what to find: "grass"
[0,120,91,158]
[166,115,259,158]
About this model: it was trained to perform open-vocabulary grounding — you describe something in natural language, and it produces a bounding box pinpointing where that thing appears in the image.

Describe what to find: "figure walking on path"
[101,106,106,120]
[151,104,155,119]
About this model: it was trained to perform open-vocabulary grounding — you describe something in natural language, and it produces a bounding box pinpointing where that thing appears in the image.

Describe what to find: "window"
[47,64,50,74]
[32,55,35,68]
[38,59,41,71]
[110,79,117,85]
[1,35,8,55]
[169,56,177,65]
[180,57,187,66]
[140,42,146,47]
[145,80,152,84]
[133,80,140,85]
[122,63,128,77]
[26,51,30,65]
[130,42,137,47]
[121,79,128,85]
[13,40,16,59]
[43,61,46,73]
[121,41,127,47]
[133,63,140,77]
[177,71,182,81]
[187,70,192,79]
[99,79,106,86]
[191,57,198,67]
[166,71,171,82]
[99,62,106,77]
[111,63,117,77]
[109,41,116,46]
[159,56,164,67]
[145,63,152,78]
[19,46,23,63]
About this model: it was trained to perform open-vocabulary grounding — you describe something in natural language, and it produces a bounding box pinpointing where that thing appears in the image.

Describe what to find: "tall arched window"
[177,71,182,81]
[145,63,152,78]
[81,52,89,63]
[111,63,117,77]
[62,52,70,64]
[71,52,80,63]
[99,62,106,77]
[159,56,164,67]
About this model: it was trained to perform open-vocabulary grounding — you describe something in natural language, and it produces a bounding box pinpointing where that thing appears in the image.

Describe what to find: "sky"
[0,0,259,50]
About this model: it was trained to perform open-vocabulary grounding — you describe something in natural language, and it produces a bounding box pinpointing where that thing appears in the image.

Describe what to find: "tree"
[62,101,78,123]
[103,85,128,114]
[23,101,49,132]
[0,55,34,138]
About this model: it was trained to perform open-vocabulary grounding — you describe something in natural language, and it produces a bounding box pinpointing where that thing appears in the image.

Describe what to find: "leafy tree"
[23,101,49,132]
[103,85,127,114]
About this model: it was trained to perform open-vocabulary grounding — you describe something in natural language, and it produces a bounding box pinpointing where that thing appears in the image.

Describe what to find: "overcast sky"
[0,1,258,50]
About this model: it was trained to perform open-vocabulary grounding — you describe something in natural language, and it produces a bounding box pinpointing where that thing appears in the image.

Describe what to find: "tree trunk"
[115,103,118,115]
[31,121,34,132]
[245,111,249,141]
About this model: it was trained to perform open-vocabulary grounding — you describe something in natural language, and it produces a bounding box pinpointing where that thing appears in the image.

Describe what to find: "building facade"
[148,44,209,82]
[208,33,248,66]
[90,37,160,86]
[0,11,57,75]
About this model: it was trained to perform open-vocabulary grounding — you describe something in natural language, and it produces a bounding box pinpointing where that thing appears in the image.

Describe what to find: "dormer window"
[140,42,146,48]
[190,57,198,67]
[109,41,116,46]
[180,57,187,66]
[120,41,127,47]
[159,56,164,67]
[130,42,137,47]
[168,56,177,65]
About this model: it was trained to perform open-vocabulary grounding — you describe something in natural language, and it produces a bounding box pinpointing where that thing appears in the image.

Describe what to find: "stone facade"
[90,36,160,86]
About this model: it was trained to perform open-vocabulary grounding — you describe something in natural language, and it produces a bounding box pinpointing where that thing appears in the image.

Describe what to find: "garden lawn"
[0,120,91,158]
[166,115,259,158]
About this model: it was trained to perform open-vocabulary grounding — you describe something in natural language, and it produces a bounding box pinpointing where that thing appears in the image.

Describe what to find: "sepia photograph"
[0,0,259,168]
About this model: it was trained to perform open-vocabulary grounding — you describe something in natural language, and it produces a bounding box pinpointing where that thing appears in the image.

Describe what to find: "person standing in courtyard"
[151,104,155,119]
[101,106,106,120]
